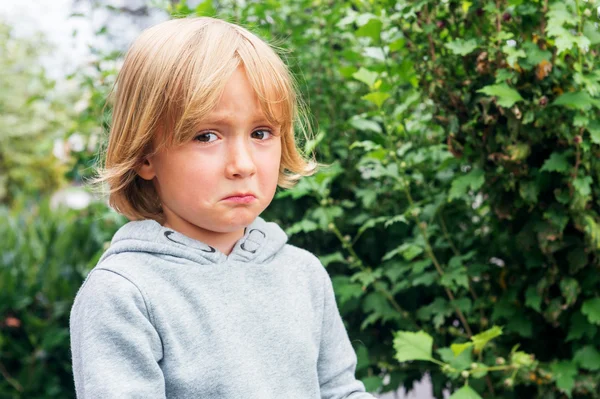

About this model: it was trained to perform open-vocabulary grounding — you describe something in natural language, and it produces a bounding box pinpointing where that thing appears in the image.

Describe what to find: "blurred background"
[1,0,600,398]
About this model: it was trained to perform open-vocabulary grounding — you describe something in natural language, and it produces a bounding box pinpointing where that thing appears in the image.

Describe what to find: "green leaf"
[417,298,452,327]
[567,311,598,341]
[450,342,474,357]
[286,219,318,236]
[352,67,378,88]
[393,331,434,362]
[551,360,578,398]
[389,38,405,52]
[506,142,530,161]
[384,214,408,227]
[478,84,523,107]
[319,252,346,267]
[357,216,387,235]
[449,385,483,399]
[356,345,369,371]
[449,168,485,201]
[546,3,585,54]
[541,152,570,173]
[581,298,600,325]
[462,1,472,13]
[573,346,600,371]
[444,39,478,56]
[438,347,472,371]
[440,266,469,290]
[525,286,542,312]
[587,121,600,144]
[470,364,488,379]
[520,180,540,204]
[560,278,580,307]
[411,271,438,287]
[511,351,535,367]
[584,21,600,45]
[356,18,382,42]
[194,0,215,15]
[351,268,383,287]
[553,91,600,110]
[331,276,364,305]
[573,176,592,197]
[362,92,390,108]
[349,117,381,133]
[506,314,533,338]
[523,41,552,65]
[502,45,526,68]
[398,243,423,261]
[567,248,588,275]
[360,375,383,392]
[471,326,503,352]
[583,215,600,249]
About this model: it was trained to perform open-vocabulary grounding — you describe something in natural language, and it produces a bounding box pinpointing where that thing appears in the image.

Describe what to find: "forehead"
[150,20,294,148]
[199,67,284,126]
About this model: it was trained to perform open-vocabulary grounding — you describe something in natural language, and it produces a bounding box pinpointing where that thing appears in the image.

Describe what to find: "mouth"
[222,193,256,204]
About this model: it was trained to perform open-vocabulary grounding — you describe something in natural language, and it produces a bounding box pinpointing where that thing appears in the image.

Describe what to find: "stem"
[438,211,460,257]
[375,286,422,331]
[424,4,437,63]
[575,0,584,66]
[329,221,422,331]
[439,212,486,323]
[382,118,475,338]
[329,223,364,270]
[484,365,515,372]
[405,187,474,338]
[485,375,496,396]
[0,361,23,392]
[430,358,446,367]
[540,0,548,42]
[495,0,502,47]
[570,128,583,197]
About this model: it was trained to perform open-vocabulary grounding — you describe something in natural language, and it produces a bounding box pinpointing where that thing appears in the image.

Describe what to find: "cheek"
[155,155,220,197]
[260,146,282,185]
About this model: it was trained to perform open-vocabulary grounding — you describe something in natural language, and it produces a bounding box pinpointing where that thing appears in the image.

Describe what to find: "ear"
[137,157,156,181]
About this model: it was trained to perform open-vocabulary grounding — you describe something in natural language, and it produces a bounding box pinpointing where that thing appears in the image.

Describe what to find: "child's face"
[138,66,282,239]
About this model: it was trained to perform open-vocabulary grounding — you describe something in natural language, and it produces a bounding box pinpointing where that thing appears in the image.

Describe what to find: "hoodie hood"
[98,216,288,266]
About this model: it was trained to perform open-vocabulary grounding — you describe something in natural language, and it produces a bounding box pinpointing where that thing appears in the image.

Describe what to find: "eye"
[194,132,218,143]
[251,129,272,140]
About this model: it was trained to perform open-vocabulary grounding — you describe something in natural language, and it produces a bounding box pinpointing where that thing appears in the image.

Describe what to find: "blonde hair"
[94,16,317,222]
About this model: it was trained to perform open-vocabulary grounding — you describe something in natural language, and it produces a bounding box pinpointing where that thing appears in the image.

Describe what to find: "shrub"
[0,201,124,398]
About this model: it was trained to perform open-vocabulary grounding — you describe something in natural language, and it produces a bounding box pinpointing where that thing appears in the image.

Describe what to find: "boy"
[70,16,375,399]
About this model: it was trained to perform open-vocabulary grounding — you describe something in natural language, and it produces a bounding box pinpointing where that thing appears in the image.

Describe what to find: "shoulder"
[70,266,154,324]
[94,251,149,276]
[278,243,329,279]
[71,254,154,317]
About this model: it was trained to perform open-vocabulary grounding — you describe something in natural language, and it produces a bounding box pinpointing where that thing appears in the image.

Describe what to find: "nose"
[225,137,257,179]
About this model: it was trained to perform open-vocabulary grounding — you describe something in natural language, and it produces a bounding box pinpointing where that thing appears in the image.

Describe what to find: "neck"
[162,216,245,256]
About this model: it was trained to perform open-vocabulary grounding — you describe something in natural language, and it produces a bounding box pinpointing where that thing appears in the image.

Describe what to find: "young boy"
[69,16,375,398]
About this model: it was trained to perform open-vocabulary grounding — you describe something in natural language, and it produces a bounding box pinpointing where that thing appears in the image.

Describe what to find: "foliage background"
[1,0,600,398]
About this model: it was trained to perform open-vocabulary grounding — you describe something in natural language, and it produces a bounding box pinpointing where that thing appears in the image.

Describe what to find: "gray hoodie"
[69,216,374,398]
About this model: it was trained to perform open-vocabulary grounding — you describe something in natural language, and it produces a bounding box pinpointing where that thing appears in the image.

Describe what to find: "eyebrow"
[200,114,274,126]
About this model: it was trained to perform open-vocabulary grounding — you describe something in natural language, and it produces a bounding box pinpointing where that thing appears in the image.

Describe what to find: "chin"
[218,210,261,231]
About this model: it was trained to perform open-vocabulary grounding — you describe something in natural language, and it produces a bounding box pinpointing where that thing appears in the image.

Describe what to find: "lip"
[222,193,256,204]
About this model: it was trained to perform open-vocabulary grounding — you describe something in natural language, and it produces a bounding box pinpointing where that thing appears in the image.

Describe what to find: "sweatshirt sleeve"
[317,267,375,399]
[69,269,166,398]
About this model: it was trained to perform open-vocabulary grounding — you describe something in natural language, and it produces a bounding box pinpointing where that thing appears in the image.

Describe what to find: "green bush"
[0,201,125,398]
[258,0,599,397]
[0,21,72,206]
